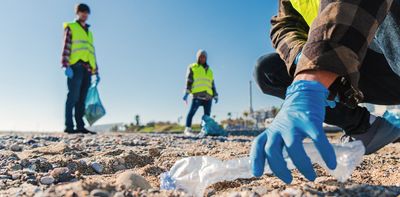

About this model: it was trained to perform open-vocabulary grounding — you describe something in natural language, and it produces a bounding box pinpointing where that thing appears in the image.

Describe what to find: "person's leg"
[75,65,92,130]
[65,64,84,131]
[202,99,212,117]
[185,98,201,128]
[253,53,292,99]
[358,50,400,105]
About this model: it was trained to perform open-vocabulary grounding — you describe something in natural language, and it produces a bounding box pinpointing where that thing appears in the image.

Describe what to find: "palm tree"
[135,114,140,126]
[227,112,232,120]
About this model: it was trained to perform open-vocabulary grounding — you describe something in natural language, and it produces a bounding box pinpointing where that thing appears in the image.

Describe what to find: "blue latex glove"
[91,74,101,85]
[183,93,189,102]
[96,74,100,85]
[250,80,337,184]
[214,96,219,104]
[65,67,74,79]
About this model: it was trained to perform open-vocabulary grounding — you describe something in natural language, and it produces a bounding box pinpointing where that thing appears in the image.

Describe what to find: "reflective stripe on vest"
[64,22,97,72]
[190,63,214,96]
[290,0,320,26]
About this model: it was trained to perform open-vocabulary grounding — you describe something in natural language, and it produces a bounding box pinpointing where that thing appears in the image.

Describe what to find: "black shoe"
[64,129,77,134]
[76,129,96,135]
[341,117,400,154]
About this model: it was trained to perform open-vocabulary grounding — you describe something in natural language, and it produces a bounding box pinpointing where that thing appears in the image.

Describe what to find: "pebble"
[148,148,161,157]
[115,171,151,190]
[11,173,21,180]
[0,175,11,179]
[27,178,37,185]
[90,189,110,197]
[50,167,73,182]
[112,192,125,197]
[40,176,55,185]
[10,164,22,171]
[10,144,22,152]
[91,162,103,174]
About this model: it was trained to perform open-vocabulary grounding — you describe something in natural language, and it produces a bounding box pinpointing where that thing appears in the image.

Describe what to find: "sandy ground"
[0,132,398,197]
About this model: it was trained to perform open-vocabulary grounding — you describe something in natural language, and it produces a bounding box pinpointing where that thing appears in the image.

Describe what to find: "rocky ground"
[0,132,398,197]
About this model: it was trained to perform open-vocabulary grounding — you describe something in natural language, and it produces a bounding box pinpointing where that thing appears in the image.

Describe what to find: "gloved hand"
[96,74,100,85]
[91,74,101,85]
[214,96,219,104]
[64,67,74,79]
[250,80,337,184]
[183,93,189,102]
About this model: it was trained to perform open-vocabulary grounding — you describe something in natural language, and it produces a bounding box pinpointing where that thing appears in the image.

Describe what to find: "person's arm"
[93,53,99,75]
[61,27,72,68]
[251,0,393,185]
[270,0,309,76]
[212,81,218,97]
[185,66,193,94]
[294,0,392,89]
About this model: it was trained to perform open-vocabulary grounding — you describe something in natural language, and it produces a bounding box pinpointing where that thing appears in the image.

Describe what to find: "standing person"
[250,0,400,184]
[183,50,219,136]
[62,3,99,134]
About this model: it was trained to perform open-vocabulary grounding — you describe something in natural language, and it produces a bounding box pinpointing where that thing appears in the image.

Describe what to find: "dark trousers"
[65,62,91,130]
[254,49,400,134]
[186,98,212,127]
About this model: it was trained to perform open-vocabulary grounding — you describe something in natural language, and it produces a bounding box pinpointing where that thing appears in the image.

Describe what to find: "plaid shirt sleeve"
[270,0,310,76]
[185,65,193,93]
[295,0,393,89]
[61,27,72,68]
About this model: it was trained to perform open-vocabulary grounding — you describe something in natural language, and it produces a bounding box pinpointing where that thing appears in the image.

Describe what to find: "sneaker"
[64,129,77,134]
[341,117,400,155]
[184,127,196,136]
[76,128,97,135]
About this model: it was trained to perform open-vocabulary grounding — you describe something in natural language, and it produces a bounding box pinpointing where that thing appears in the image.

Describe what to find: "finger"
[307,125,337,170]
[250,132,268,177]
[285,131,317,181]
[265,133,292,184]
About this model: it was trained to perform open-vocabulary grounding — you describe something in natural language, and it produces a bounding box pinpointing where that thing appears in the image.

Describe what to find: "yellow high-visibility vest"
[290,0,320,26]
[190,63,214,96]
[64,22,97,72]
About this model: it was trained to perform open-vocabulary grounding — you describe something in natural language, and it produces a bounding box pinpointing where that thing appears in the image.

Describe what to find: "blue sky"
[0,0,282,131]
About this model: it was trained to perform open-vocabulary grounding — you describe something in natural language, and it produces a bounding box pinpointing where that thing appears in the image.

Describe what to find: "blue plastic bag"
[200,115,227,136]
[383,110,400,128]
[85,85,106,126]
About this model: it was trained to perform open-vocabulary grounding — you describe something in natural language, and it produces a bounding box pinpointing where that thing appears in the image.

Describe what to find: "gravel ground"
[0,132,398,197]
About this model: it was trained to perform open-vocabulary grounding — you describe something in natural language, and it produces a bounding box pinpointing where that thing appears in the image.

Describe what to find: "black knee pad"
[253,53,290,98]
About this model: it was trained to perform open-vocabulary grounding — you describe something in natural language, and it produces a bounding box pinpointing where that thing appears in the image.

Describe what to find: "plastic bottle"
[160,141,365,197]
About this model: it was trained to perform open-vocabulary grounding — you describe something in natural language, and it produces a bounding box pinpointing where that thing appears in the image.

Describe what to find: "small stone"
[11,173,21,180]
[113,192,125,197]
[10,164,22,171]
[40,176,55,185]
[27,178,37,185]
[10,144,22,152]
[148,148,161,157]
[0,175,11,179]
[90,189,110,197]
[115,171,152,190]
[91,162,103,174]
[50,167,73,182]
[74,171,81,179]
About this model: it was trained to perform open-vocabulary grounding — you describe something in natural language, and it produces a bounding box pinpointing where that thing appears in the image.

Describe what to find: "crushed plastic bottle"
[160,141,365,197]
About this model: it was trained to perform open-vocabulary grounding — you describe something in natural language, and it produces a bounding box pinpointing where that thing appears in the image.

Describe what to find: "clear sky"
[0,0,282,131]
